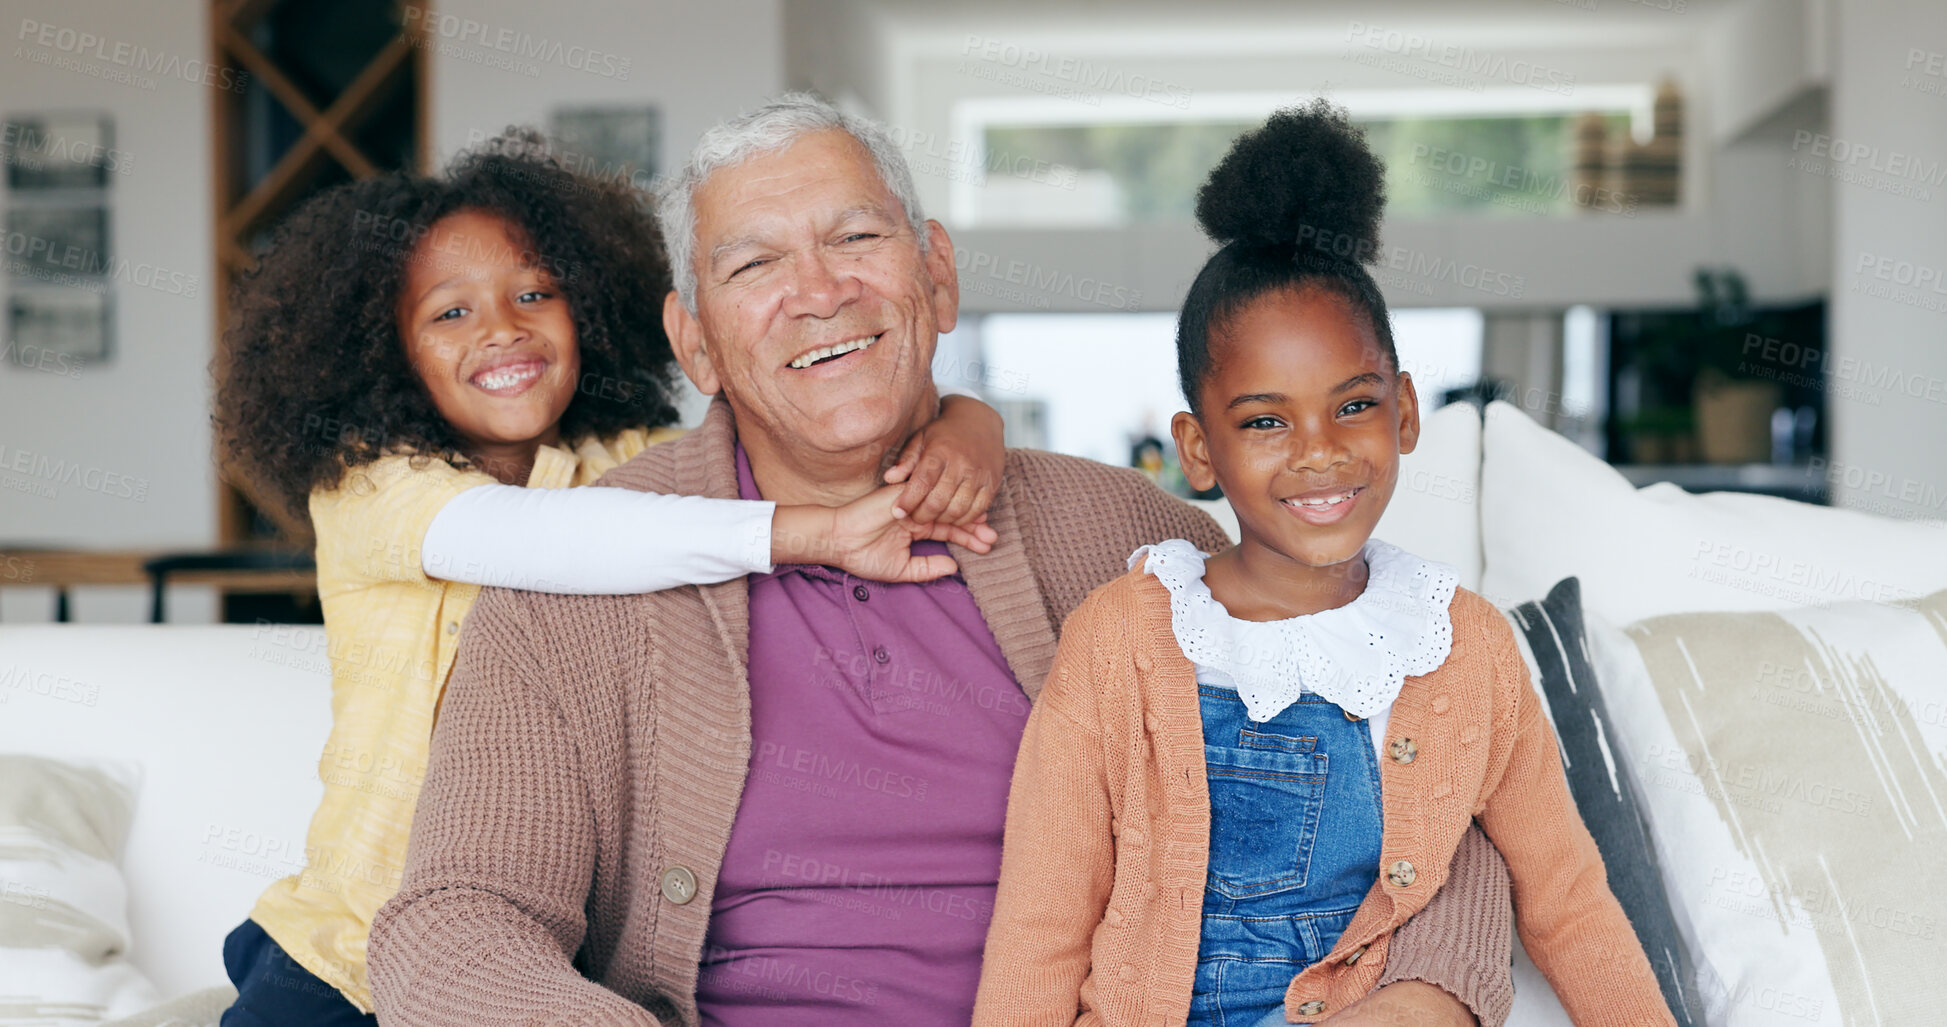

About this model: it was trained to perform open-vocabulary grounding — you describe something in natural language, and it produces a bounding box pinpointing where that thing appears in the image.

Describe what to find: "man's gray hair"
[655,92,928,314]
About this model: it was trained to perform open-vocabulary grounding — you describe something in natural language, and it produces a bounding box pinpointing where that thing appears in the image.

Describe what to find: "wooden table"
[0,548,316,622]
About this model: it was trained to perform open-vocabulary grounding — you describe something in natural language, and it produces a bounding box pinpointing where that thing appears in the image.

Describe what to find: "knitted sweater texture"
[366,398,1520,1026]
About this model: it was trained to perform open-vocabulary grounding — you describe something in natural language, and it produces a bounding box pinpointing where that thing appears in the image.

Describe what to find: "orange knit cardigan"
[972,566,1674,1027]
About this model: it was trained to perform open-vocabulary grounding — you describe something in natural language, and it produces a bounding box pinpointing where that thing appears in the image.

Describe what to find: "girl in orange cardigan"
[973,104,1674,1027]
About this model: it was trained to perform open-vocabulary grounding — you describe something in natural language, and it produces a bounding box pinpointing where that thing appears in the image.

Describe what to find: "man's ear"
[664,290,720,396]
[1396,370,1421,455]
[1170,410,1219,494]
[922,220,959,336]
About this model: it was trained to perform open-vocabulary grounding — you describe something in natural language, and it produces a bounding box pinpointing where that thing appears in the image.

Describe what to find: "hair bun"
[1195,99,1385,265]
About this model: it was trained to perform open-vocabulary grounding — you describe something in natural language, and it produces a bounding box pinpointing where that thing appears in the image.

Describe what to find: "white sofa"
[6,400,1938,1025]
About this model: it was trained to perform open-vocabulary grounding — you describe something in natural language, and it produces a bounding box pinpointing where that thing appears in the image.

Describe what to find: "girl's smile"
[1172,285,1419,619]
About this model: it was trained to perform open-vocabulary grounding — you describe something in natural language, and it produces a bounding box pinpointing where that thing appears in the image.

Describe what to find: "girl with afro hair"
[974,102,1674,1027]
[212,132,1005,1025]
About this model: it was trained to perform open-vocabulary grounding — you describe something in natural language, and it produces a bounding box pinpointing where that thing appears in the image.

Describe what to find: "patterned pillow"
[1590,585,1947,1026]
[1501,578,1704,1025]
[0,756,161,1026]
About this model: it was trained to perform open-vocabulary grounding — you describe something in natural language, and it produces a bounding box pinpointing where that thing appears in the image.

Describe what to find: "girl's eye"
[517,290,551,303]
[1339,399,1377,417]
[1242,416,1283,430]
[433,306,466,322]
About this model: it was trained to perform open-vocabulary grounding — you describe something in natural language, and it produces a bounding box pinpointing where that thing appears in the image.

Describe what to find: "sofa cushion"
[0,755,162,1024]
[1478,400,1947,624]
[1590,587,1947,1025]
[1499,579,1703,1025]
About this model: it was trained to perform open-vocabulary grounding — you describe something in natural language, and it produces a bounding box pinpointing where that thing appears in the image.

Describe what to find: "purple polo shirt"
[693,446,1033,1026]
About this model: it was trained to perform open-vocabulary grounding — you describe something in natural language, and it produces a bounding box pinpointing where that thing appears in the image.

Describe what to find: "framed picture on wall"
[549,105,660,192]
[2,113,118,190]
[8,286,111,362]
[4,206,109,283]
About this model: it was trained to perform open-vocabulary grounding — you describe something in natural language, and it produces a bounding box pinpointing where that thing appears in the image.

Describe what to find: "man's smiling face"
[672,128,958,463]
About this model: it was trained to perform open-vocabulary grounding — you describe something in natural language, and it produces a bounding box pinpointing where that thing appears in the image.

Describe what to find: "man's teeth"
[475,364,541,390]
[788,334,879,369]
[1287,489,1358,509]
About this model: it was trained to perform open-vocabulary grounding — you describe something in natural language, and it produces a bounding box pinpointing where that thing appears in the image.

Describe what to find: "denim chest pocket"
[1203,730,1328,900]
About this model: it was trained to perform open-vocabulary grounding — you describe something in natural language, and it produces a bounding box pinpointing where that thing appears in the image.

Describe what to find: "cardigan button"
[1296,1000,1326,1016]
[660,865,698,905]
[1388,737,1418,764]
[1387,860,1417,888]
[1343,944,1368,966]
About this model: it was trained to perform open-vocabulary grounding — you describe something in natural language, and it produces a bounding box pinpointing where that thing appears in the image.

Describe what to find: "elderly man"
[369,94,1515,1027]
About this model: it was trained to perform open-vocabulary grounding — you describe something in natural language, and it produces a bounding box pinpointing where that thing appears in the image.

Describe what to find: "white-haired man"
[370,94,1514,1027]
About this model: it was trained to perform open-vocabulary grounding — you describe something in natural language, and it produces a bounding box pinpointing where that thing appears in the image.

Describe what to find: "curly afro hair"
[214,130,681,530]
[1177,100,1396,413]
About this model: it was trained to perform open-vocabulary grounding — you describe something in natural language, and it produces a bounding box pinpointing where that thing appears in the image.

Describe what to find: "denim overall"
[1186,686,1385,1027]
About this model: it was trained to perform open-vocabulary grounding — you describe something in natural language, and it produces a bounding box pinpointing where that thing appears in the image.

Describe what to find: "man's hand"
[773,484,998,582]
[883,394,1004,525]
[1316,980,1479,1027]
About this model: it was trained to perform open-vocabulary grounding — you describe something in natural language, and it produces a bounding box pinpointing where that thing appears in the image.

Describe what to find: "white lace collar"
[1128,538,1459,722]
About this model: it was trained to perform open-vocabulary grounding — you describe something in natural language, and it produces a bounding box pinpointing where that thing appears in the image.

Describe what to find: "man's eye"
[1339,399,1377,417]
[840,233,880,243]
[729,258,767,279]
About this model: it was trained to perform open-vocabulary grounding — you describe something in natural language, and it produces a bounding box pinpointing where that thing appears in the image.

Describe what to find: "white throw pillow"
[1479,400,1947,624]
[1587,591,1947,1026]
[0,756,162,1025]
[1188,400,1485,589]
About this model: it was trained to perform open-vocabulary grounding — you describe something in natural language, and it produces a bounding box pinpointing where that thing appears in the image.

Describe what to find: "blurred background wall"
[1,0,1941,622]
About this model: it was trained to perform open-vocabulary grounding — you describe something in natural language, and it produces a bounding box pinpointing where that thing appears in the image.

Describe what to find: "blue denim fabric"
[1187,687,1385,1027]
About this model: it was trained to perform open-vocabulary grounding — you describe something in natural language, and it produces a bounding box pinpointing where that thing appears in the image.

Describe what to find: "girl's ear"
[1395,370,1421,455]
[665,290,720,396]
[1171,409,1219,494]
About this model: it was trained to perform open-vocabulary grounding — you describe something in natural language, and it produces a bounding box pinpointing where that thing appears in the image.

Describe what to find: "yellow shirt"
[250,426,683,1011]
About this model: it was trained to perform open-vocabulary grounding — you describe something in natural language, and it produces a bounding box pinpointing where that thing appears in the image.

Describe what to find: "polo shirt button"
[1387,859,1417,888]
[1297,1000,1326,1016]
[1118,964,1141,983]
[1431,694,1451,714]
[1343,944,1368,966]
[445,621,458,635]
[660,865,698,905]
[873,647,890,664]
[1388,737,1418,764]
[853,584,870,602]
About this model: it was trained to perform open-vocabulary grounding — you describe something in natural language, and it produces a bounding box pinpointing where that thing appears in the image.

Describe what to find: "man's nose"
[781,252,860,319]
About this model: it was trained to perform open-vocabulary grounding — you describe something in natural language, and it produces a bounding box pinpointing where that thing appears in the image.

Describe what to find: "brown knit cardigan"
[366,398,1518,1027]
[974,570,1675,1027]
